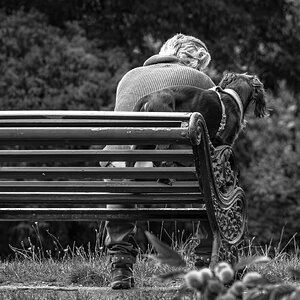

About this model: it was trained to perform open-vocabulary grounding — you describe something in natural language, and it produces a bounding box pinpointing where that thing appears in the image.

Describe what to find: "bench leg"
[209,230,221,269]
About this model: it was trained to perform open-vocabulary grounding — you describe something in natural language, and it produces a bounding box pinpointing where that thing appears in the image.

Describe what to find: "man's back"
[114,55,215,112]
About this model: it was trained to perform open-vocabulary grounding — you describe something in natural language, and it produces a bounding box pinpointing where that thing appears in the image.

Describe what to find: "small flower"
[289,288,300,300]
[228,280,245,297]
[214,262,234,284]
[184,270,203,290]
[216,293,236,300]
[184,268,213,291]
[199,268,214,284]
[204,279,224,299]
[242,271,263,288]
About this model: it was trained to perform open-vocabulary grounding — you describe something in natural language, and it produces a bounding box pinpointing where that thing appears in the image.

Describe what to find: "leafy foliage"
[0,9,129,111]
[1,1,299,93]
[235,84,300,245]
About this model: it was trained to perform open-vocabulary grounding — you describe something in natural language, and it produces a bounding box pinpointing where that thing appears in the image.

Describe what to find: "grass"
[0,224,299,299]
[0,222,200,289]
[0,251,299,287]
[241,234,300,284]
[0,247,190,288]
[249,253,300,283]
[0,247,190,299]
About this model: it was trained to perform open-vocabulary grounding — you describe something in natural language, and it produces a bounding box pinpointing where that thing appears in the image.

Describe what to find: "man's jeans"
[105,208,139,256]
[101,149,143,257]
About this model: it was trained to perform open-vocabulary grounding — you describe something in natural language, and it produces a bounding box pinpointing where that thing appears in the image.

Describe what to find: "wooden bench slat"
[0,127,189,145]
[0,167,197,180]
[0,111,192,121]
[0,192,203,205]
[0,208,207,221]
[0,119,182,127]
[0,180,201,193]
[0,150,193,162]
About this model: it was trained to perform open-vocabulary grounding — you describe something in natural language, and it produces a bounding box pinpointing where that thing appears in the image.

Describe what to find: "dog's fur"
[134,73,267,146]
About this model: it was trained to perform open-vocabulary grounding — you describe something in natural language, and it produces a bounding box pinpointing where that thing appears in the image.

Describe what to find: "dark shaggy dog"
[134,73,267,146]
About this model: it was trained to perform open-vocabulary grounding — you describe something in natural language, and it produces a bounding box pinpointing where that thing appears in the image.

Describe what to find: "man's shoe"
[110,254,135,289]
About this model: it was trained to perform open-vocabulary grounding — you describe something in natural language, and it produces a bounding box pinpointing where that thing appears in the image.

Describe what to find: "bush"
[0,9,130,111]
[235,83,300,246]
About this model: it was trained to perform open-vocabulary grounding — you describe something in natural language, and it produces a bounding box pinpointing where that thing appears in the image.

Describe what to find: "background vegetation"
[0,0,299,257]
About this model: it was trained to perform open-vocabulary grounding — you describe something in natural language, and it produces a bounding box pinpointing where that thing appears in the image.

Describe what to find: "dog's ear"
[252,76,268,118]
[219,72,237,89]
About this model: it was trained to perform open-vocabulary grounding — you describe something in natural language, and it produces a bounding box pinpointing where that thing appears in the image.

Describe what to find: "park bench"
[0,111,247,266]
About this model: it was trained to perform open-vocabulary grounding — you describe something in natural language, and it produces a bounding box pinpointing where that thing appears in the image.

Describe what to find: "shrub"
[235,83,300,246]
[0,9,130,111]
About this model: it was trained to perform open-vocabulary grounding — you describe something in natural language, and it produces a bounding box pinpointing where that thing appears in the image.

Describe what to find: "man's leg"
[102,150,152,289]
[101,150,139,290]
[105,202,139,258]
[105,203,138,289]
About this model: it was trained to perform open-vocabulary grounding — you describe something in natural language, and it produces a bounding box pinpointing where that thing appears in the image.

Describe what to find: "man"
[103,33,215,289]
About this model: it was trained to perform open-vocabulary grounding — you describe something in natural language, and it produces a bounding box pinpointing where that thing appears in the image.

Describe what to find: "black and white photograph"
[0,1,299,299]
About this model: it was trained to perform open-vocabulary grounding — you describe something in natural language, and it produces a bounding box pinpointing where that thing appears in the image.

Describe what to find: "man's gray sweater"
[114,54,215,111]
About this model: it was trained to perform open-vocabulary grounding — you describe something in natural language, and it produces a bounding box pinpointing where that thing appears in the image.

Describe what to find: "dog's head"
[219,72,268,118]
[134,91,175,112]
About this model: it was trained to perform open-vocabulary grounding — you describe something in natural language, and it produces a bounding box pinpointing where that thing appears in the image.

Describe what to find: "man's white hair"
[159,33,211,71]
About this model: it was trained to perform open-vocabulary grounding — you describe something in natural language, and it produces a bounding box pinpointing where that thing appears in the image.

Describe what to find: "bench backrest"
[0,111,205,220]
